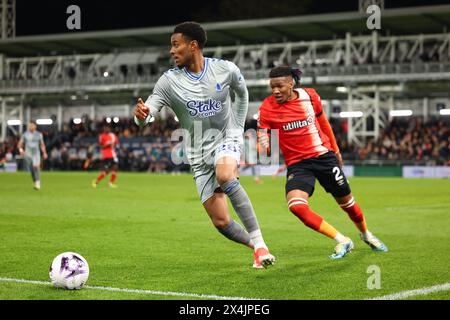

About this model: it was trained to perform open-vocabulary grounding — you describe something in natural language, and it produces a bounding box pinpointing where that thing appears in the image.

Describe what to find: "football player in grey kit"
[134,22,275,269]
[18,120,48,190]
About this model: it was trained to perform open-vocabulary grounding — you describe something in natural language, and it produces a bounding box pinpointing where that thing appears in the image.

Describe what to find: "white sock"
[334,232,347,243]
[35,181,41,188]
[249,230,267,250]
[362,230,373,240]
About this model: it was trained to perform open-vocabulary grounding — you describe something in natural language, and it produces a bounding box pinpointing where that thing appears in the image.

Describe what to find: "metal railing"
[1,62,450,95]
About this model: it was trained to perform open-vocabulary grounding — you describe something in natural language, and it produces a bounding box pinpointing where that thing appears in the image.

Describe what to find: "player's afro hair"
[269,65,302,87]
[173,21,207,49]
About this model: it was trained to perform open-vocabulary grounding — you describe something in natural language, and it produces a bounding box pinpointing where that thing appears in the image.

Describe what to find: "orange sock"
[96,172,107,184]
[339,197,367,233]
[110,171,117,183]
[318,220,338,239]
[288,198,339,240]
[354,219,367,233]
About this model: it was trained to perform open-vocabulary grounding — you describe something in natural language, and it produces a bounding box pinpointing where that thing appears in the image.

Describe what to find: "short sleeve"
[257,100,271,129]
[145,75,172,116]
[305,88,323,116]
[227,61,247,96]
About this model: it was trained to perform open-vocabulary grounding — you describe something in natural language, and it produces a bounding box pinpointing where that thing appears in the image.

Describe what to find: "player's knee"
[211,215,231,229]
[216,172,236,186]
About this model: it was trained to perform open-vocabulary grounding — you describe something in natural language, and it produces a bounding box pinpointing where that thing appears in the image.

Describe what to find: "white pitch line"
[368,282,450,300]
[0,277,260,300]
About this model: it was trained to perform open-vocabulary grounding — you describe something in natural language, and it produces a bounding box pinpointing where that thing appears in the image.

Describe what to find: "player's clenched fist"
[134,98,150,121]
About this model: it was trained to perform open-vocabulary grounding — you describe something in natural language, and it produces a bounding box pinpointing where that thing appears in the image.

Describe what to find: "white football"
[49,252,89,289]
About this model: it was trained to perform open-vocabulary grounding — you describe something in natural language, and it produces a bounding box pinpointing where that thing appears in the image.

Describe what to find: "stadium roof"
[2,4,450,56]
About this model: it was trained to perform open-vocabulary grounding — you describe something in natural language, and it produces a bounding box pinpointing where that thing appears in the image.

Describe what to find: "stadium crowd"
[1,115,449,172]
[337,117,450,165]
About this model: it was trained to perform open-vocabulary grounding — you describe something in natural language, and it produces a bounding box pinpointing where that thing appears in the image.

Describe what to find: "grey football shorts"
[191,142,241,204]
[24,154,41,168]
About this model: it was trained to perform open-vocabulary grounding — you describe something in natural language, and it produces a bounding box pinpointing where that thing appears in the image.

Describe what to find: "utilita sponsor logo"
[283,116,314,131]
[187,99,222,118]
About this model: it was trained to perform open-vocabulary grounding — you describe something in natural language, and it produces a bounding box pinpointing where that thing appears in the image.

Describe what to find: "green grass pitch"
[0,172,449,300]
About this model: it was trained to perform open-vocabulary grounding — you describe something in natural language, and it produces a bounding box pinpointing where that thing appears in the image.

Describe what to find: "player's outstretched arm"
[133,98,151,127]
[256,103,272,159]
[257,128,270,152]
[272,164,287,180]
[316,113,343,167]
[256,127,273,161]
[41,141,48,160]
[18,137,25,156]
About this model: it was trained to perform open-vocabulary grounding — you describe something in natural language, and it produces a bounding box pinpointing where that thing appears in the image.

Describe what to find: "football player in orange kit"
[257,66,388,259]
[92,124,119,188]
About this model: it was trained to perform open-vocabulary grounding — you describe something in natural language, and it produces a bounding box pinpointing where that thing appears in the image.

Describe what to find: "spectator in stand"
[354,117,449,165]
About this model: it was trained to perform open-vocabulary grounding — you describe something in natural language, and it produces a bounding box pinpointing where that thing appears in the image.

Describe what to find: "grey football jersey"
[23,130,43,158]
[145,58,249,165]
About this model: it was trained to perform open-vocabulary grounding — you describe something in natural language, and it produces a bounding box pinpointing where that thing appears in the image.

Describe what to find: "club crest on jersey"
[283,116,314,131]
[186,98,223,118]
[215,83,222,92]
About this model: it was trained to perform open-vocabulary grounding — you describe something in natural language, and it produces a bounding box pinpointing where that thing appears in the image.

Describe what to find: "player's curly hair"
[269,65,302,87]
[173,21,207,49]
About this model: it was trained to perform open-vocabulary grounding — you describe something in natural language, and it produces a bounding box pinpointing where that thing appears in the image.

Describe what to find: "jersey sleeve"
[257,100,271,129]
[228,61,247,95]
[135,75,171,127]
[305,88,323,116]
[227,61,249,129]
[306,88,340,153]
[145,74,172,116]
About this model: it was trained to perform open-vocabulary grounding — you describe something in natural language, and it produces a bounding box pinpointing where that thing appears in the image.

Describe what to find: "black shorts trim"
[285,178,315,196]
[102,158,118,170]
[331,185,351,198]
